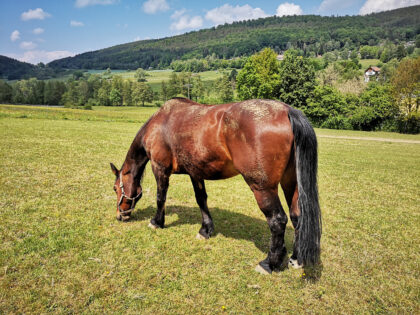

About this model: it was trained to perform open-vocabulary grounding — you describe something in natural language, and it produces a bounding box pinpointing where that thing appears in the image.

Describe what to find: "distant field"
[82,69,225,93]
[0,105,419,314]
[359,59,381,69]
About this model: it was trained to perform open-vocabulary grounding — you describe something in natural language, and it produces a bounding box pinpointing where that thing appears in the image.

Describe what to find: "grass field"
[0,105,419,314]
[359,59,381,69]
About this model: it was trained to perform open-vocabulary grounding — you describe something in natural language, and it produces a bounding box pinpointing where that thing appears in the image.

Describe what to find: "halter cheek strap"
[118,177,142,216]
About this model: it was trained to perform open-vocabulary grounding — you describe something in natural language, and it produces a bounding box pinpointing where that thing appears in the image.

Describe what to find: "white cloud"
[359,0,420,15]
[170,10,203,31]
[21,8,51,21]
[20,41,37,50]
[205,4,268,26]
[75,0,117,8]
[70,20,85,27]
[33,27,44,35]
[10,30,20,42]
[143,0,169,14]
[8,50,75,64]
[171,9,186,20]
[276,2,303,16]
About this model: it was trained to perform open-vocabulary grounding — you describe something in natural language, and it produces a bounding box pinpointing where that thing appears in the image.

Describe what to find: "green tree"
[216,74,234,103]
[278,50,316,108]
[167,72,180,98]
[109,88,122,106]
[391,56,420,114]
[236,48,281,100]
[135,68,147,82]
[396,44,406,60]
[97,80,111,106]
[122,81,132,106]
[161,80,168,101]
[44,81,66,105]
[0,80,13,103]
[132,82,154,106]
[380,48,392,63]
[61,79,79,107]
[191,75,204,101]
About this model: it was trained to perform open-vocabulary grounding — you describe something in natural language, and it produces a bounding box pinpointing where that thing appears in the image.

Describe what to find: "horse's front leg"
[190,177,214,239]
[149,163,170,229]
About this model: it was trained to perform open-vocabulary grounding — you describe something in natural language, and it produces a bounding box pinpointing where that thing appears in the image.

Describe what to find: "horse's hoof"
[255,264,271,275]
[148,222,158,229]
[288,258,303,269]
[196,233,207,240]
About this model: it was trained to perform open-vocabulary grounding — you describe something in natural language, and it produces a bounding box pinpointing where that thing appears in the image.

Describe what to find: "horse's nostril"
[116,214,122,221]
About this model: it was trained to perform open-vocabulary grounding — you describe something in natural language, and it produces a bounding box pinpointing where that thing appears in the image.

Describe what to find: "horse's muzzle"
[116,213,131,221]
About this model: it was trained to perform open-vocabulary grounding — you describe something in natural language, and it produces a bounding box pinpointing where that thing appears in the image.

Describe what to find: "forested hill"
[49,5,419,70]
[0,56,35,80]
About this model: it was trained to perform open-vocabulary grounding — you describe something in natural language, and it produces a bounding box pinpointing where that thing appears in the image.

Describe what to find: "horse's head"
[110,162,143,221]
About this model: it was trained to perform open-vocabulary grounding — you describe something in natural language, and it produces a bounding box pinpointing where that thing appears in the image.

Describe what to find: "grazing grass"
[0,104,419,314]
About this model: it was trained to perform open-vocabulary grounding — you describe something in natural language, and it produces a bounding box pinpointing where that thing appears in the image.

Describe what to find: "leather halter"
[118,176,142,216]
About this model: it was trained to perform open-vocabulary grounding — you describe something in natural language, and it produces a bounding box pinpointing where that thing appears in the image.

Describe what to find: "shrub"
[321,115,352,130]
[305,85,348,126]
[350,83,398,130]
[396,112,420,134]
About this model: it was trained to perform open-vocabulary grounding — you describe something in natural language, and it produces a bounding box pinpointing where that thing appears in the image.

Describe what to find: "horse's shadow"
[130,204,294,254]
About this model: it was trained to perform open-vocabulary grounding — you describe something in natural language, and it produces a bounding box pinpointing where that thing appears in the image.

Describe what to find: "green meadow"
[0,105,419,314]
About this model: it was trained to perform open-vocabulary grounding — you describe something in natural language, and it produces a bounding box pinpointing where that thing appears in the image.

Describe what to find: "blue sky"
[1,0,419,64]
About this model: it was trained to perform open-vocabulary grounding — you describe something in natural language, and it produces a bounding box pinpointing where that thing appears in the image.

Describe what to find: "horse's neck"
[122,132,149,178]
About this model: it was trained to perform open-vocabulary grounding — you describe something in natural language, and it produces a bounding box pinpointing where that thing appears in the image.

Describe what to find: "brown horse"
[110,98,321,274]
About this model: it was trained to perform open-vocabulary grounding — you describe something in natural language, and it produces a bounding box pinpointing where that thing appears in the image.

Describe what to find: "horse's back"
[144,98,294,185]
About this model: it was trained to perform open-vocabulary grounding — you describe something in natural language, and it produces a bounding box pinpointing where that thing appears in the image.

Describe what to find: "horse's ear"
[110,163,119,177]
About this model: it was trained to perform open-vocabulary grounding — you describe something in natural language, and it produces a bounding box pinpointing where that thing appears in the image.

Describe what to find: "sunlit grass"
[0,105,419,313]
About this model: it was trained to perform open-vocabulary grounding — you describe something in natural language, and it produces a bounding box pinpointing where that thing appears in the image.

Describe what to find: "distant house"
[364,66,380,82]
[276,54,284,61]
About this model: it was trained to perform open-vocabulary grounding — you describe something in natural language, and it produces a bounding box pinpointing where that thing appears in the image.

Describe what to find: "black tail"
[288,106,322,266]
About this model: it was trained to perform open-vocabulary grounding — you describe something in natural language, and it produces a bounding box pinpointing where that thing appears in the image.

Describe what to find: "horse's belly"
[172,153,239,180]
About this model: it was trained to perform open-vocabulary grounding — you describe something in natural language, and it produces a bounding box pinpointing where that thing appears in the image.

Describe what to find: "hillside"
[48,5,420,70]
[0,55,35,80]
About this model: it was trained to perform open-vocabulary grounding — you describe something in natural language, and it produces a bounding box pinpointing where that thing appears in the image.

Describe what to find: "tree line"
[0,68,235,109]
[0,72,155,108]
[1,47,418,133]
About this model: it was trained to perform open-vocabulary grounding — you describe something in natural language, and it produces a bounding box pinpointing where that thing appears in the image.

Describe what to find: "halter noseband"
[118,176,142,216]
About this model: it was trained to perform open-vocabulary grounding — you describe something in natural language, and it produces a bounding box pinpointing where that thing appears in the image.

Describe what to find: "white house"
[364,66,380,82]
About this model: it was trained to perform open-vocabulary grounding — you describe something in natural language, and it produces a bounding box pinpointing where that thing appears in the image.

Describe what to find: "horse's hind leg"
[281,167,303,269]
[190,177,214,239]
[149,163,170,229]
[252,188,288,274]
